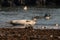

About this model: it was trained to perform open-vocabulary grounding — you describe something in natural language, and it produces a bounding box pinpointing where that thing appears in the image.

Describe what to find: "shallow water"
[0,7,60,28]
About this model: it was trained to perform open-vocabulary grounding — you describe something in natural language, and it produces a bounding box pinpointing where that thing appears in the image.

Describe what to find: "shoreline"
[0,25,60,29]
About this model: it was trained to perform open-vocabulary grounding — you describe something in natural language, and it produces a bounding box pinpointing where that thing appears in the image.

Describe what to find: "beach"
[0,28,60,40]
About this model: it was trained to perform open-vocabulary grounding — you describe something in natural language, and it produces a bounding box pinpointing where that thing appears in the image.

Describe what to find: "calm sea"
[0,7,60,28]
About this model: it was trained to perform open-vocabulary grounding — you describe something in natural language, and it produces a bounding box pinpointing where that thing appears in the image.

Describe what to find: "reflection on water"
[0,7,60,27]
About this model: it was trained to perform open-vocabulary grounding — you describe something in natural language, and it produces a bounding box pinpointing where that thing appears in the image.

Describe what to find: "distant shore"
[0,6,60,11]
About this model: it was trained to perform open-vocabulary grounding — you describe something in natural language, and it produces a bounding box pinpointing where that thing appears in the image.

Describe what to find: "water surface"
[0,7,60,28]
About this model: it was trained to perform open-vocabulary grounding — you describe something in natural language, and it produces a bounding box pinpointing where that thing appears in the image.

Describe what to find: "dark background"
[0,0,60,7]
